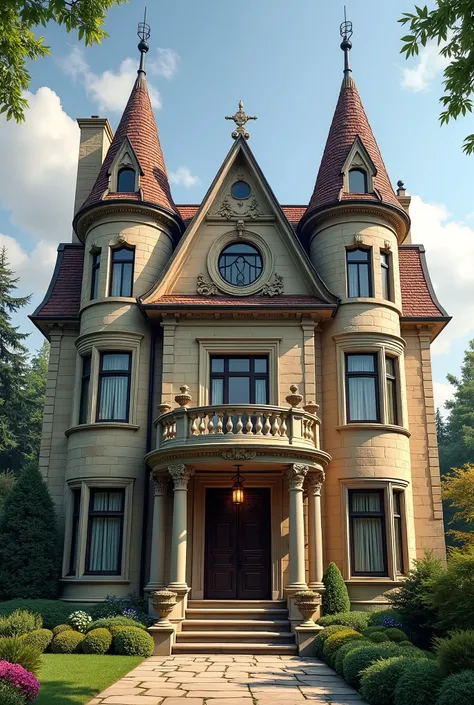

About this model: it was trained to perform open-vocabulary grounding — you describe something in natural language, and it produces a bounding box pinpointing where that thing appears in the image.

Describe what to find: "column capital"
[151,473,169,496]
[305,469,325,496]
[285,464,308,491]
[169,464,194,489]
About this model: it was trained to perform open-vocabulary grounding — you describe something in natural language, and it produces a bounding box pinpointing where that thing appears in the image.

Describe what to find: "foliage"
[0,600,86,630]
[323,629,364,667]
[434,630,474,676]
[427,547,474,630]
[399,2,474,155]
[0,610,42,637]
[360,656,419,705]
[113,627,154,658]
[368,610,404,628]
[0,471,15,517]
[0,681,26,705]
[0,464,60,600]
[52,624,72,636]
[51,631,85,654]
[21,629,53,653]
[86,616,146,633]
[385,628,409,643]
[81,628,112,655]
[0,660,40,702]
[398,641,414,648]
[342,643,402,689]
[334,639,371,676]
[68,611,92,634]
[90,594,153,626]
[0,637,42,675]
[21,342,49,468]
[317,610,370,631]
[436,670,474,705]
[369,631,391,643]
[314,624,349,658]
[322,562,351,615]
[394,659,442,705]
[441,466,474,546]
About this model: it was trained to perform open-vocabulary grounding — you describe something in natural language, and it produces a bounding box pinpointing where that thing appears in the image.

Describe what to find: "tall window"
[348,168,368,193]
[90,252,100,300]
[96,352,131,422]
[79,355,91,425]
[210,356,269,405]
[68,489,81,575]
[110,246,134,297]
[85,489,125,574]
[385,357,397,425]
[345,354,379,422]
[393,491,404,574]
[347,248,372,297]
[117,167,136,193]
[381,251,390,300]
[349,489,387,576]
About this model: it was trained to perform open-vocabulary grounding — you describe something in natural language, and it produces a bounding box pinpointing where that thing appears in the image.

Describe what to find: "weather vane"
[340,6,353,83]
[225,100,257,140]
[137,8,151,75]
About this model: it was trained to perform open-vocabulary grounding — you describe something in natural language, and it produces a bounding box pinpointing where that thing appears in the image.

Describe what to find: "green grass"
[36,654,143,704]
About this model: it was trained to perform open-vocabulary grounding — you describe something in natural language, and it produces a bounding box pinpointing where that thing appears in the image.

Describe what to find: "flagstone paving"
[88,655,364,704]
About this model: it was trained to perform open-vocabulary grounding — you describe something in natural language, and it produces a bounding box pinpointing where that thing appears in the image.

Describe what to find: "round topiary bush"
[323,629,364,667]
[113,626,154,657]
[21,628,53,653]
[343,643,401,689]
[435,630,474,676]
[322,562,351,615]
[436,670,474,705]
[360,656,419,705]
[86,616,146,633]
[109,625,129,638]
[51,630,85,654]
[334,640,371,676]
[369,631,391,643]
[317,611,370,632]
[385,628,408,643]
[314,624,349,658]
[0,681,27,705]
[81,628,112,655]
[394,659,442,705]
[52,624,72,636]
[398,641,414,648]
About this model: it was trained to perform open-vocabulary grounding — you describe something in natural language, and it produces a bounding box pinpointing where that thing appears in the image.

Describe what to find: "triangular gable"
[140,136,338,306]
[341,136,376,177]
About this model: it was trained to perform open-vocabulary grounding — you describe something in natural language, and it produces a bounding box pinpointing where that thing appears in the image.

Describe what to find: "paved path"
[89,655,363,704]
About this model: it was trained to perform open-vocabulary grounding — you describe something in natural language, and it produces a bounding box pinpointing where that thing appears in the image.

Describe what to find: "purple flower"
[0,660,40,702]
[382,616,404,629]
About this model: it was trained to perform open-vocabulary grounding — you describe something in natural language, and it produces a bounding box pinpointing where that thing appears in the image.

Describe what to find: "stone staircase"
[173,600,297,654]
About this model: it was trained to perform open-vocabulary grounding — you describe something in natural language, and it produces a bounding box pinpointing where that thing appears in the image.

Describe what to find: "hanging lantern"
[232,464,244,505]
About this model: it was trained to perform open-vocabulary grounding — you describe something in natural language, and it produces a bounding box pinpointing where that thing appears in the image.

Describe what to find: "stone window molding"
[107,137,142,193]
[207,230,275,296]
[62,477,134,582]
[341,136,376,194]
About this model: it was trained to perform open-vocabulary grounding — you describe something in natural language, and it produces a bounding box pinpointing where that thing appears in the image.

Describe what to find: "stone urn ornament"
[293,589,319,627]
[175,385,192,408]
[152,589,177,626]
[286,384,303,408]
[303,401,319,415]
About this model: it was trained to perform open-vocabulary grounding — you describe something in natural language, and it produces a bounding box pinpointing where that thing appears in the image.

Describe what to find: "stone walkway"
[89,655,363,704]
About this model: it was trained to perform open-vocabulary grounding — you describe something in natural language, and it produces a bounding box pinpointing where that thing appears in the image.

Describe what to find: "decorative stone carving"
[152,589,177,626]
[89,241,101,254]
[303,402,319,415]
[175,385,192,407]
[213,196,262,219]
[222,449,257,460]
[260,273,284,297]
[354,232,364,246]
[157,402,172,416]
[384,239,392,252]
[225,100,257,140]
[293,589,319,627]
[197,274,218,296]
[236,219,245,237]
[216,197,234,219]
[152,475,168,496]
[118,232,132,246]
[285,464,308,490]
[168,464,195,489]
[306,470,325,496]
[286,384,303,408]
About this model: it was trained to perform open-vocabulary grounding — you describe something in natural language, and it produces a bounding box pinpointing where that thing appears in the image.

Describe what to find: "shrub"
[369,631,391,643]
[68,611,92,634]
[90,594,153,626]
[113,627,154,657]
[343,643,401,689]
[435,630,474,676]
[21,629,53,653]
[52,624,71,636]
[334,639,371,676]
[0,638,42,676]
[81,628,112,655]
[428,547,474,631]
[364,626,389,635]
[0,600,86,630]
[314,624,349,658]
[385,628,408,643]
[0,661,40,702]
[398,640,414,648]
[0,465,60,600]
[318,611,370,631]
[323,629,364,667]
[0,681,26,705]
[86,616,146,633]
[360,656,419,705]
[394,659,442,705]
[0,610,42,638]
[436,670,474,705]
[109,625,129,638]
[369,610,404,627]
[51,630,85,654]
[322,563,350,614]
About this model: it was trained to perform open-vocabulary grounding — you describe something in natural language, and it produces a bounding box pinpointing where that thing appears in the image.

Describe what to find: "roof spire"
[340,8,354,88]
[225,100,257,140]
[137,8,150,76]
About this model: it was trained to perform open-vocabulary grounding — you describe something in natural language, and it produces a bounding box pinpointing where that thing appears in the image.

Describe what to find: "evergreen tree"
[436,408,448,446]
[0,470,15,517]
[322,562,351,614]
[22,341,49,463]
[0,463,59,599]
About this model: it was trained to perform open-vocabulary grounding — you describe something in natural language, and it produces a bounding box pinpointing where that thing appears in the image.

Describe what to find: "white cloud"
[433,381,454,416]
[169,166,200,188]
[400,42,449,92]
[409,195,474,355]
[149,48,179,80]
[0,234,57,292]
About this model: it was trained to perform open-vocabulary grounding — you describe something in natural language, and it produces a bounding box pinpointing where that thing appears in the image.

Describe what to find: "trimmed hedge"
[368,610,403,627]
[0,600,87,630]
[436,670,474,705]
[334,639,371,676]
[0,682,26,705]
[369,631,391,643]
[0,610,42,637]
[385,628,408,643]
[435,630,474,676]
[360,656,418,705]
[0,637,43,675]
[86,616,146,633]
[343,643,401,689]
[21,628,53,653]
[51,630,85,654]
[113,627,154,657]
[323,629,364,667]
[52,624,72,636]
[394,659,442,705]
[82,628,112,655]
[318,611,370,632]
[322,563,350,615]
[314,625,349,658]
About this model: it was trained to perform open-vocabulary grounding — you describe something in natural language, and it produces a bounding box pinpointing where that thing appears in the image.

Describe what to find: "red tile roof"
[32,244,83,318]
[399,245,448,318]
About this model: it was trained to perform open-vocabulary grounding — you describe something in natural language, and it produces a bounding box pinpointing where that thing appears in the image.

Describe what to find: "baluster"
[208,414,215,434]
[216,412,224,434]
[246,412,253,434]
[162,421,168,441]
[255,413,263,435]
[199,414,207,435]
[280,413,288,437]
[190,414,199,435]
[263,412,271,435]
[235,413,243,434]
[226,413,234,434]
[172,420,177,439]
[271,413,280,436]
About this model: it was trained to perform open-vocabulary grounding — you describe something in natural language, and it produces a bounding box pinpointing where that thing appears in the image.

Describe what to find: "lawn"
[36,654,143,704]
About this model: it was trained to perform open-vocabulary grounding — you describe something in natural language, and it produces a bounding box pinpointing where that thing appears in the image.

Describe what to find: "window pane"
[347,263,359,297]
[83,356,91,376]
[229,377,250,403]
[386,378,397,425]
[382,265,390,300]
[91,255,100,300]
[353,517,385,573]
[110,263,122,296]
[211,358,224,373]
[349,169,367,193]
[229,359,250,372]
[98,376,129,420]
[211,378,224,404]
[102,353,130,372]
[88,517,122,572]
[393,491,401,515]
[347,355,375,373]
[92,490,123,512]
[352,491,382,513]
[358,264,370,297]
[254,358,267,373]
[218,243,263,286]
[117,168,135,193]
[394,516,403,573]
[386,357,395,377]
[69,489,81,575]
[348,377,377,420]
[347,249,369,262]
[255,379,267,404]
[79,378,90,425]
[121,262,133,297]
[114,248,134,262]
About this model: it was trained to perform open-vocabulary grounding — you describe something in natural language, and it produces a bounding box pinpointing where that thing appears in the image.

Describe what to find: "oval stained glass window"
[231,180,251,200]
[218,242,263,287]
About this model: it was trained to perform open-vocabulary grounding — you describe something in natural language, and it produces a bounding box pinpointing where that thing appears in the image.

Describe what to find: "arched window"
[117,167,136,193]
[348,168,368,193]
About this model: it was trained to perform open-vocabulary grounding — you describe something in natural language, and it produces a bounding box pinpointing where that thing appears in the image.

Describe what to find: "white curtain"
[348,264,359,297]
[255,379,267,404]
[352,492,385,574]
[348,355,377,420]
[88,491,122,573]
[98,354,129,420]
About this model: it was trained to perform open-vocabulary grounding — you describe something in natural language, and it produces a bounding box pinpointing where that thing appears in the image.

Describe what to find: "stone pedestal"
[295,624,324,656]
[148,624,176,656]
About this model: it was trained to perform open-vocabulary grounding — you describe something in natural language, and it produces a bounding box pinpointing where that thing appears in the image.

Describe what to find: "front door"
[205,487,271,600]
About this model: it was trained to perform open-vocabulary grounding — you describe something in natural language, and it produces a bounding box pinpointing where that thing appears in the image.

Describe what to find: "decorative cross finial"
[340,6,353,86]
[137,8,151,75]
[225,100,257,140]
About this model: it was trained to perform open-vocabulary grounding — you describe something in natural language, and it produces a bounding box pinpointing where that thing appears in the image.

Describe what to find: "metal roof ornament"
[137,8,151,76]
[340,7,354,88]
[225,100,257,140]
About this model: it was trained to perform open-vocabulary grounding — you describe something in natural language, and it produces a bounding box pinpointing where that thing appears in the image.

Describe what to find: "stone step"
[185,608,289,620]
[187,600,287,610]
[182,619,291,632]
[172,642,298,654]
[176,630,295,643]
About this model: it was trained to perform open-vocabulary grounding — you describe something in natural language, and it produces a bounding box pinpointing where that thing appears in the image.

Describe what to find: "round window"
[218,242,263,287]
[231,180,251,200]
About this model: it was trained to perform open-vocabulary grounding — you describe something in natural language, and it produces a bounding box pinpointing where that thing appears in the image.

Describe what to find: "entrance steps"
[173,600,297,654]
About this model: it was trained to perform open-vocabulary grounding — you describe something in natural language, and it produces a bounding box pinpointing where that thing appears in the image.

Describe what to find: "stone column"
[146,474,168,592]
[306,470,325,589]
[285,463,308,590]
[168,464,194,591]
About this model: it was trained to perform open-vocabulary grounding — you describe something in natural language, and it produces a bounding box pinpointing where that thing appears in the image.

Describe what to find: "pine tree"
[436,408,448,446]
[0,463,59,599]
[322,562,351,614]
[22,341,49,463]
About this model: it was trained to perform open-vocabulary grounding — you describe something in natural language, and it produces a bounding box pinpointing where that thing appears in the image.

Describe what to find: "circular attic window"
[231,180,251,200]
[218,242,263,286]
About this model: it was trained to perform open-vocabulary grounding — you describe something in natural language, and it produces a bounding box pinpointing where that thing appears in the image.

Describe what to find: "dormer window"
[348,168,368,193]
[117,167,136,193]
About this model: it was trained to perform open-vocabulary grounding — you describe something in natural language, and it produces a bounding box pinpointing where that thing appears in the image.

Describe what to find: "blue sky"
[1,0,473,411]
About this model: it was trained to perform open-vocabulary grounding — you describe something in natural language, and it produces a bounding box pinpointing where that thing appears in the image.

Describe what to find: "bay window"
[96,353,131,422]
[349,489,387,576]
[345,354,379,422]
[347,248,372,298]
[85,489,125,575]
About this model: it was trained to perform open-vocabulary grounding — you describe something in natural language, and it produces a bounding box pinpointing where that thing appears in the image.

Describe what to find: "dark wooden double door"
[205,488,271,600]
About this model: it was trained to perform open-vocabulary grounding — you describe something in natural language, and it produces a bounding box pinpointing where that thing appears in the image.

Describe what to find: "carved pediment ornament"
[222,449,257,460]
[354,232,364,246]
[214,196,262,220]
[197,274,219,296]
[260,273,284,297]
[384,239,392,252]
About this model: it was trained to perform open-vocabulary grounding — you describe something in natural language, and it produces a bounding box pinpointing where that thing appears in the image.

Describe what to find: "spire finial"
[225,100,257,140]
[137,8,151,75]
[340,7,354,87]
